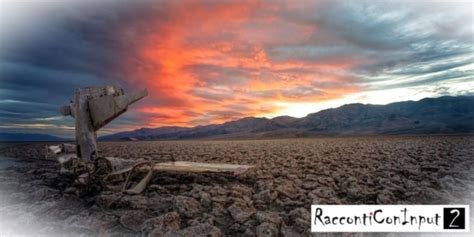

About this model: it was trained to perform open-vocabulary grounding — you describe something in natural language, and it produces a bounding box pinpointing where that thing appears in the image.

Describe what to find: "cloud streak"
[0,0,472,136]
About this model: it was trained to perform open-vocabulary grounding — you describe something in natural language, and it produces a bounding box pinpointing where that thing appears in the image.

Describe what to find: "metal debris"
[45,85,253,194]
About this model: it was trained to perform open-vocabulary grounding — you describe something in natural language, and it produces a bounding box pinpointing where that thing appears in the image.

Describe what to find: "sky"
[0,0,473,137]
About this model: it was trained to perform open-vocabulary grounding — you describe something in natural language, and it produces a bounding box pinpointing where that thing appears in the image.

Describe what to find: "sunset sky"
[0,0,473,137]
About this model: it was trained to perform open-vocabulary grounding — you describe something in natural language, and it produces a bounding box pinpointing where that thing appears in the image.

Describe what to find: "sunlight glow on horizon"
[0,0,472,135]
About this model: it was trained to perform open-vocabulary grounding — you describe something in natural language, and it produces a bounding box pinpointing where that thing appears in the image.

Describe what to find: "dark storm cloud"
[0,62,104,101]
[0,0,157,135]
[315,2,420,50]
[0,0,472,136]
[270,0,473,82]
[355,43,472,78]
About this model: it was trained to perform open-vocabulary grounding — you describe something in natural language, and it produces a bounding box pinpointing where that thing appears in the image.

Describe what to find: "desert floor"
[0,136,473,236]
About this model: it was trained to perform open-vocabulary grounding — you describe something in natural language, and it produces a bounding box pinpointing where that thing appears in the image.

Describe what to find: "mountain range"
[101,95,474,140]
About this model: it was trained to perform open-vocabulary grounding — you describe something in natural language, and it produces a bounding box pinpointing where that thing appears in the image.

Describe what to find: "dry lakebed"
[0,136,473,236]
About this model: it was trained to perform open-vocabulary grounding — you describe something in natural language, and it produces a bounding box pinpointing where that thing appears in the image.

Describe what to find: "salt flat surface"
[0,137,473,236]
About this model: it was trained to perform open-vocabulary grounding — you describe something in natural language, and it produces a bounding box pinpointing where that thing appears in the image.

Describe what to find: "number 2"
[449,209,460,228]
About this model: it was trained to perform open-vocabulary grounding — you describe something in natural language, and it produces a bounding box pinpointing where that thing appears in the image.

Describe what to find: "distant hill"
[0,133,68,142]
[101,95,474,140]
[100,126,192,140]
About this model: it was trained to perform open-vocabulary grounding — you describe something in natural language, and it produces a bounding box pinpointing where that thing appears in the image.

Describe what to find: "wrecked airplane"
[47,86,253,194]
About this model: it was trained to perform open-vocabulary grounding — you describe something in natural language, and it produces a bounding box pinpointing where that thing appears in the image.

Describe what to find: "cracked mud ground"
[0,136,473,236]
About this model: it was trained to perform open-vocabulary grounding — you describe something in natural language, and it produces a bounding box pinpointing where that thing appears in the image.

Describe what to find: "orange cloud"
[121,0,362,127]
